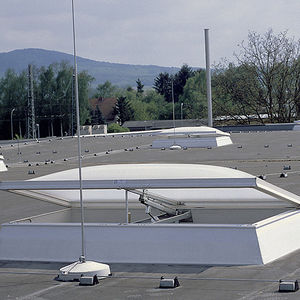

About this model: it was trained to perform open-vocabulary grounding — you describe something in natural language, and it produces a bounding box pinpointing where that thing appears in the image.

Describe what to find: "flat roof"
[1,130,300,299]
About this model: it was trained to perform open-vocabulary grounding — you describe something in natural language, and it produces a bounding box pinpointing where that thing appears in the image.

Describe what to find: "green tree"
[179,70,207,119]
[153,65,195,103]
[136,78,144,95]
[0,69,27,139]
[95,81,118,98]
[128,89,173,121]
[54,63,74,136]
[78,71,94,125]
[113,96,134,125]
[213,63,264,124]
[174,64,195,101]
[90,105,105,125]
[153,72,172,102]
[107,123,130,133]
[37,65,58,136]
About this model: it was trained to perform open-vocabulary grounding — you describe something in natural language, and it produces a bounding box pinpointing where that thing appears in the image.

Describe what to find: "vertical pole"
[204,29,213,127]
[19,120,22,138]
[27,65,36,139]
[71,72,75,136]
[125,190,128,224]
[181,103,183,121]
[10,108,15,140]
[17,137,20,162]
[36,124,40,139]
[172,79,176,144]
[51,120,54,137]
[72,0,85,262]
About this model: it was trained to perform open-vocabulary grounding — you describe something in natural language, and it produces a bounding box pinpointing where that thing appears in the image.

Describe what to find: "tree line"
[0,62,93,139]
[213,29,300,124]
[0,29,299,139]
[99,29,300,126]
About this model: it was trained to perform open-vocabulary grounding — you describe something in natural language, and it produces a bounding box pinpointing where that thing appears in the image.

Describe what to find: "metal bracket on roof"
[127,189,191,223]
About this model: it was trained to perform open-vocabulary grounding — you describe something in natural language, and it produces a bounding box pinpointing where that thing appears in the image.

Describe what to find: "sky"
[0,0,299,67]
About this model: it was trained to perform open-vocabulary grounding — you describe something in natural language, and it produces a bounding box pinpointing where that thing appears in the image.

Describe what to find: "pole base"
[57,260,111,281]
[170,144,182,150]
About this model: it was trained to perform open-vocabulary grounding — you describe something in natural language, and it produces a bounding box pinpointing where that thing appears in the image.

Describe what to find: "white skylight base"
[0,155,7,172]
[152,136,232,149]
[58,260,111,281]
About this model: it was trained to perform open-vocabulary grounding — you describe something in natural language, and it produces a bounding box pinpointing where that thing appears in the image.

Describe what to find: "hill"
[0,48,179,88]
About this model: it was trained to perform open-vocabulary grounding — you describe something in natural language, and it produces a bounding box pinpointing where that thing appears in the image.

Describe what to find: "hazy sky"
[1,0,299,67]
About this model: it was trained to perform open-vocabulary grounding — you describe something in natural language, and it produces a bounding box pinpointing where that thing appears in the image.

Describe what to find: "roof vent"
[79,275,99,286]
[159,276,180,288]
[279,280,299,292]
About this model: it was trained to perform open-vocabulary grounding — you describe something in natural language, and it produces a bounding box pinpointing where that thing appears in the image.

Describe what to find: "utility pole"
[181,103,183,121]
[10,108,15,140]
[71,72,76,136]
[27,64,36,139]
[204,29,213,127]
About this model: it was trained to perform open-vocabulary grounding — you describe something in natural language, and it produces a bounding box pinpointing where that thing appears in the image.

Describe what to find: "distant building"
[89,97,117,123]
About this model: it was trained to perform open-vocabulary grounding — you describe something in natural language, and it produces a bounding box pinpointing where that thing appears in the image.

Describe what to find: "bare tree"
[235,29,300,122]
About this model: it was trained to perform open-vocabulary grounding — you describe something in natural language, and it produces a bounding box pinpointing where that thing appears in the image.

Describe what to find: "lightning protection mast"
[27,64,36,139]
[57,0,111,281]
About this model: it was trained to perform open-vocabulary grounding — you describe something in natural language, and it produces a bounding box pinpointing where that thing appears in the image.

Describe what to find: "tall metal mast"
[70,72,76,136]
[72,0,85,262]
[204,29,213,127]
[27,64,36,139]
[172,79,176,144]
[58,0,111,281]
